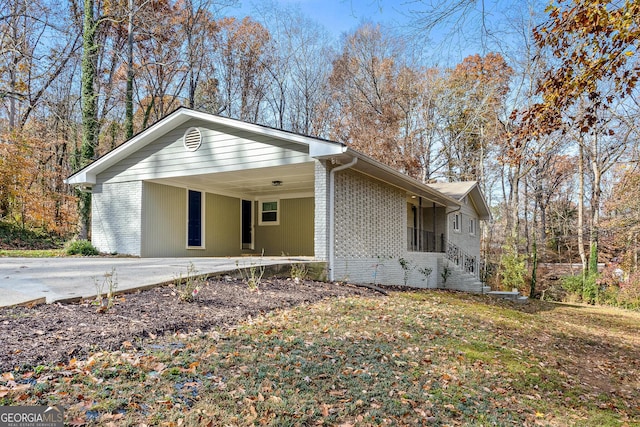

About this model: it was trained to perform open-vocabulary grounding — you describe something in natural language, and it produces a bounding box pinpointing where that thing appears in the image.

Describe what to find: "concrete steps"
[487,290,529,304]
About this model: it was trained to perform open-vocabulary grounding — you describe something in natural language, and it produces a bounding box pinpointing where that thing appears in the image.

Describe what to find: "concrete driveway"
[0,256,313,308]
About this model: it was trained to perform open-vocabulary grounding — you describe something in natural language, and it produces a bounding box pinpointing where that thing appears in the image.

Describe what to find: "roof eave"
[341,149,461,208]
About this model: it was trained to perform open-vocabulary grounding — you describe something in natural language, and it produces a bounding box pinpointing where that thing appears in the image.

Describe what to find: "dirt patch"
[0,277,381,372]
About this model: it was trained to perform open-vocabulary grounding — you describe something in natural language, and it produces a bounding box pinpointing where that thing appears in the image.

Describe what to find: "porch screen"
[188,190,203,247]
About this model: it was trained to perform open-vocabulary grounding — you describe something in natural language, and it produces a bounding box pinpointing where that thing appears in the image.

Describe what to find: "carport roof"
[66,107,462,209]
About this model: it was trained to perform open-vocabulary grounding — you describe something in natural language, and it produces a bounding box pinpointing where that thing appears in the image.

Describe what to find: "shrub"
[561,275,583,295]
[289,263,308,283]
[174,262,203,302]
[499,245,526,291]
[561,273,598,304]
[66,239,99,256]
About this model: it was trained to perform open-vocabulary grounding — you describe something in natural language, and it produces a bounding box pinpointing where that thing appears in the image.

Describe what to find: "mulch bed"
[0,277,382,373]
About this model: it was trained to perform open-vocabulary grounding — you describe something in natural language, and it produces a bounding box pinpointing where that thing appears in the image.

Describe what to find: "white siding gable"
[97,119,313,184]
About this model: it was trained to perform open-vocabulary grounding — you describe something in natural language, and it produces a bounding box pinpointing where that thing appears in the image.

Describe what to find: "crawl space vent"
[183,127,202,151]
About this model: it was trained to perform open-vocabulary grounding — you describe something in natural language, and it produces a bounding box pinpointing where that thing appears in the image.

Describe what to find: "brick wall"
[334,169,405,258]
[332,169,414,284]
[314,160,330,261]
[91,181,142,256]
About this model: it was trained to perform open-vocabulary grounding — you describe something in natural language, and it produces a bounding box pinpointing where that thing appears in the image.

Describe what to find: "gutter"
[328,157,358,282]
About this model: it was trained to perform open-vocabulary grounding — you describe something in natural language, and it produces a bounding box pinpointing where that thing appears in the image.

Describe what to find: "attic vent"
[183,127,202,151]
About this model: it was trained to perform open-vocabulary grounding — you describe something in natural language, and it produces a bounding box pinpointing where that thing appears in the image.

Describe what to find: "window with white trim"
[452,213,461,233]
[469,218,476,235]
[259,200,279,225]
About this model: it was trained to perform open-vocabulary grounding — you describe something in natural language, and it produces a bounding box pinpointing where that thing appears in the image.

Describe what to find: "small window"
[187,190,204,248]
[469,218,476,235]
[259,200,279,225]
[453,213,461,233]
[183,127,202,151]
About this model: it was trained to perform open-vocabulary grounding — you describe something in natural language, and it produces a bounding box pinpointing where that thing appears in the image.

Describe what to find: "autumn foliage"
[0,131,77,235]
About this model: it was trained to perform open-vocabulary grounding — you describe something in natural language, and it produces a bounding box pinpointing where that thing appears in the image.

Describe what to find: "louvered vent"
[183,127,202,151]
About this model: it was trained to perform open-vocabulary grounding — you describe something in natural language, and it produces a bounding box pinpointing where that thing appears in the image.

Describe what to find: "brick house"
[66,108,490,291]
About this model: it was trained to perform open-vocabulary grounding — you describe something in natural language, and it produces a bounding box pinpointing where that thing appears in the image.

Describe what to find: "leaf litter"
[1,283,639,426]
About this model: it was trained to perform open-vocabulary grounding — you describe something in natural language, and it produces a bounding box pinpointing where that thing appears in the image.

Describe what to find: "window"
[259,200,279,225]
[187,190,204,248]
[452,213,461,233]
[469,218,476,235]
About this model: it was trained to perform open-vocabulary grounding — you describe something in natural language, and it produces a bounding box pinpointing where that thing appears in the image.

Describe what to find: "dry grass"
[1,290,639,426]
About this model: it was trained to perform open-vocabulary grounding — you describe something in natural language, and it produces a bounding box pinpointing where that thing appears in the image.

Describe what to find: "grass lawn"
[1,290,638,426]
[0,248,64,257]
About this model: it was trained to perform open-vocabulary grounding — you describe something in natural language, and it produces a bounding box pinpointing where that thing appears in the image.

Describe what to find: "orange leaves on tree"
[527,0,640,135]
[0,131,77,235]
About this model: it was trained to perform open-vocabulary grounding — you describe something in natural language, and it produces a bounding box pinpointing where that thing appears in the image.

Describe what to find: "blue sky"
[233,0,410,39]
[229,0,536,64]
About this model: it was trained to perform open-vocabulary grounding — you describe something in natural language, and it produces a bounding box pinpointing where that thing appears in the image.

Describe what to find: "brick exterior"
[331,169,426,285]
[333,252,440,288]
[334,170,405,258]
[313,160,330,261]
[91,181,143,256]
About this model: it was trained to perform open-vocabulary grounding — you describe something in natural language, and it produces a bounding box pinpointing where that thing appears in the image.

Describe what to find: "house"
[66,108,491,291]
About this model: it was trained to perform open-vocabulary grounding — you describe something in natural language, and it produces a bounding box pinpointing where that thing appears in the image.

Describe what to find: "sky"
[229,0,536,65]
[233,0,408,38]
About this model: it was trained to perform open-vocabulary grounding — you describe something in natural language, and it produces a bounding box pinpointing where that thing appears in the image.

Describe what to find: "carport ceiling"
[150,162,315,199]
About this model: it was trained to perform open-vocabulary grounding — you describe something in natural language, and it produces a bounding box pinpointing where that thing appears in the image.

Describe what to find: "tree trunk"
[125,0,134,139]
[577,141,587,275]
[79,0,99,239]
[589,133,601,276]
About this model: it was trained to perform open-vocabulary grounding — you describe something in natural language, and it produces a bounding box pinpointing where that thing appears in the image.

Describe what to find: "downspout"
[329,157,358,282]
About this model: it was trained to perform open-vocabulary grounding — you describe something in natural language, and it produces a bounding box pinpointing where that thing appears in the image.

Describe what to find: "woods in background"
[1,0,639,301]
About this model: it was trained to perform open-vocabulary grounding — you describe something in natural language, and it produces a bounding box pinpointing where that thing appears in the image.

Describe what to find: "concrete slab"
[0,256,314,308]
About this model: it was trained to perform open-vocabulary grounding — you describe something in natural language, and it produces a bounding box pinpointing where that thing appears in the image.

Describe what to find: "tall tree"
[327,23,422,177]
[213,16,271,122]
[78,0,100,238]
[252,1,332,134]
[440,52,513,182]
[0,0,80,130]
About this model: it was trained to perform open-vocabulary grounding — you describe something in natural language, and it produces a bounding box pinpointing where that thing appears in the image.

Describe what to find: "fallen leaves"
[0,291,638,425]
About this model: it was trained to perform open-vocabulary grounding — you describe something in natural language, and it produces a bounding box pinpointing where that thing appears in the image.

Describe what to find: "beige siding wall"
[141,182,241,257]
[97,119,312,184]
[205,194,242,256]
[447,202,481,259]
[254,197,314,256]
[141,182,312,257]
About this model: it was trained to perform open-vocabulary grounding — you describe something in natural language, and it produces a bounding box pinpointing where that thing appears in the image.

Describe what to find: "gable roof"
[426,181,491,220]
[66,107,464,208]
[66,107,346,186]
